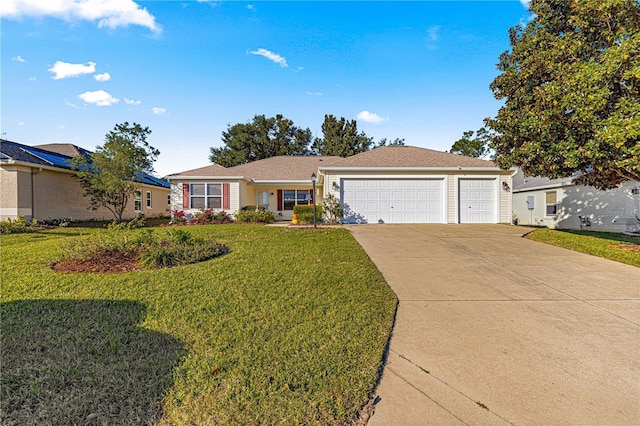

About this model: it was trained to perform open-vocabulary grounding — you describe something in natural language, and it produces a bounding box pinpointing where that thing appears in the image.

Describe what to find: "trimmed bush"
[193,209,233,225]
[235,209,276,223]
[294,205,323,224]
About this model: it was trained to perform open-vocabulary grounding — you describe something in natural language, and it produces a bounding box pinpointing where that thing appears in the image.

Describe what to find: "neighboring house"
[512,170,640,233]
[167,146,513,224]
[0,139,171,221]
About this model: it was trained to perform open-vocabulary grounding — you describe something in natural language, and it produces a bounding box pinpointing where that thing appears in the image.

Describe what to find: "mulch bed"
[53,250,139,273]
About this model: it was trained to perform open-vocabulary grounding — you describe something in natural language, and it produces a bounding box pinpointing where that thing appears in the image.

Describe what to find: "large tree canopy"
[312,114,374,157]
[486,0,640,189]
[209,114,312,167]
[450,128,490,158]
[72,122,159,222]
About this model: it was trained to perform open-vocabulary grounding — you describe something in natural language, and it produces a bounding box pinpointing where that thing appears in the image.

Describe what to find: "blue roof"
[20,147,73,169]
[2,139,169,189]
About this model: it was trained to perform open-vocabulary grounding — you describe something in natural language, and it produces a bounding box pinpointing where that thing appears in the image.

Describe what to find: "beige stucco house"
[0,140,171,222]
[168,146,513,224]
[512,170,640,233]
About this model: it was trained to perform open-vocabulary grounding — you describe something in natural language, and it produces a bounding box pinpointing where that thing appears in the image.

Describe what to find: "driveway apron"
[348,224,640,426]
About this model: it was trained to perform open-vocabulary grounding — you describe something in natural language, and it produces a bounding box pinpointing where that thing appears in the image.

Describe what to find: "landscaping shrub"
[294,205,323,224]
[59,227,229,270]
[171,210,189,225]
[234,209,276,223]
[322,193,344,223]
[193,209,234,225]
[0,216,39,234]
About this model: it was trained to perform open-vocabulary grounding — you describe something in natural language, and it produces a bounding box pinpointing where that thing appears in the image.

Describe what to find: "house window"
[545,191,557,215]
[190,183,222,210]
[167,194,171,206]
[146,191,152,209]
[134,190,142,212]
[283,189,310,210]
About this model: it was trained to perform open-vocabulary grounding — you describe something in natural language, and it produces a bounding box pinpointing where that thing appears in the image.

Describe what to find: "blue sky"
[2,1,531,177]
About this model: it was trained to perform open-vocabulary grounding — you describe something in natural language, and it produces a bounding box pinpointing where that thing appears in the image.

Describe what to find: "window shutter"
[308,189,314,205]
[182,183,189,210]
[277,190,283,210]
[223,183,230,210]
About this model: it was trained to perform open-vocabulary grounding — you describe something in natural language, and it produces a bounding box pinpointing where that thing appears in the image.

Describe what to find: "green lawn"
[1,225,397,425]
[525,228,640,267]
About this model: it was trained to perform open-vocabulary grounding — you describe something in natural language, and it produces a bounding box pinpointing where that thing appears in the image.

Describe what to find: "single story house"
[512,170,640,233]
[0,139,171,222]
[167,145,513,224]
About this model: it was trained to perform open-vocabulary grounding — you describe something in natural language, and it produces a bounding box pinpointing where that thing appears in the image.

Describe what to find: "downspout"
[31,167,42,221]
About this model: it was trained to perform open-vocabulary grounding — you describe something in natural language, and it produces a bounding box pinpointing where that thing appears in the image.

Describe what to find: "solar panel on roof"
[20,147,73,168]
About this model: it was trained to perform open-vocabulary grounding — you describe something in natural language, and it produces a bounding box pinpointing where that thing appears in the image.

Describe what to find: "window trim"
[134,190,142,212]
[282,189,310,211]
[545,191,557,216]
[190,183,223,210]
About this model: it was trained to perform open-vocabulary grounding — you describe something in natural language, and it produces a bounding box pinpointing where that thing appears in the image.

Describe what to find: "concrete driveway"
[348,225,640,425]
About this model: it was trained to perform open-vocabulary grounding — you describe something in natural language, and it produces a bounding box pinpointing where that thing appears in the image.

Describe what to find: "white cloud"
[78,90,119,106]
[357,110,389,124]
[12,55,25,62]
[247,4,254,10]
[124,98,141,105]
[305,91,322,96]
[94,72,111,81]
[248,48,288,68]
[49,61,96,79]
[18,121,25,126]
[520,0,531,8]
[152,107,166,115]
[2,0,161,33]
[427,25,440,42]
[28,76,37,81]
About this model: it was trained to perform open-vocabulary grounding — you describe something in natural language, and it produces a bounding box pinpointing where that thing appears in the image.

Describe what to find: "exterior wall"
[1,165,169,221]
[169,179,320,221]
[322,170,512,224]
[169,179,240,216]
[1,166,33,219]
[513,181,640,232]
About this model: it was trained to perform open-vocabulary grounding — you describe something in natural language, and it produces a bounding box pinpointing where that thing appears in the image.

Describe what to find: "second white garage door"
[341,179,445,224]
[459,179,496,223]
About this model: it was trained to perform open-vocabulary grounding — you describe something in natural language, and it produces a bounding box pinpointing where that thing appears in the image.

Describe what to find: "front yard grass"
[525,228,640,267]
[1,225,397,425]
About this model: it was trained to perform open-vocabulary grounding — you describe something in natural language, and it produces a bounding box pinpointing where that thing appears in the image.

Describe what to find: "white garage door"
[341,179,445,224]
[459,179,496,223]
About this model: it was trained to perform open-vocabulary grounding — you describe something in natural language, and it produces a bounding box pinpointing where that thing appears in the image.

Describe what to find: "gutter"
[317,166,506,172]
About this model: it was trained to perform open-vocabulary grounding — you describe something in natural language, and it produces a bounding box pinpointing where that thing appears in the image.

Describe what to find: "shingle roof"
[168,163,230,177]
[169,156,342,180]
[226,155,342,180]
[34,143,93,160]
[0,139,169,188]
[322,145,497,168]
[512,169,575,191]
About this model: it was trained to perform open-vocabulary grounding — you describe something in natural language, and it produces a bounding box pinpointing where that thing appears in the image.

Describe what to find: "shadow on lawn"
[554,229,640,244]
[1,299,184,425]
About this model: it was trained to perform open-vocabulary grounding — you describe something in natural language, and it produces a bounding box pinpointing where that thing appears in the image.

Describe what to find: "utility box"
[526,196,535,210]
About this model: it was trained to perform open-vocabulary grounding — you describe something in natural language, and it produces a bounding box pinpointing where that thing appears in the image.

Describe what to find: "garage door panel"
[342,179,445,224]
[459,179,496,223]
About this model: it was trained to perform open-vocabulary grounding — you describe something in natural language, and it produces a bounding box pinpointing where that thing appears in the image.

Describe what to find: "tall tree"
[209,114,312,167]
[486,0,640,190]
[312,114,374,157]
[450,128,490,158]
[71,122,159,222]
